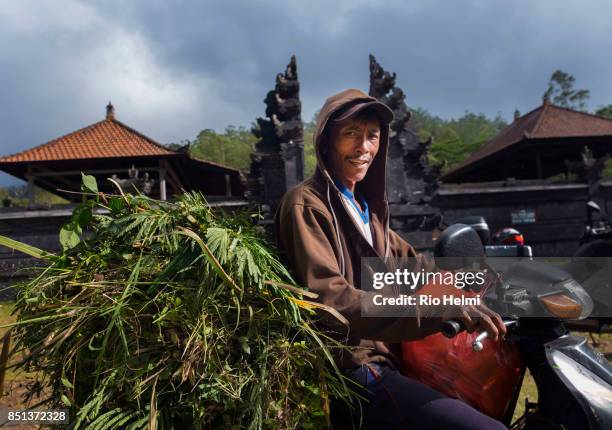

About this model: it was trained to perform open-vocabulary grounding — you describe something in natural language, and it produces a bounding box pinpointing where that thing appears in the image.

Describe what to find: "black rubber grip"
[441,320,465,338]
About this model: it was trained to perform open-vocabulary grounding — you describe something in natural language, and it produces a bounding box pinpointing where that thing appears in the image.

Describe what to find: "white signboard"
[511,208,536,224]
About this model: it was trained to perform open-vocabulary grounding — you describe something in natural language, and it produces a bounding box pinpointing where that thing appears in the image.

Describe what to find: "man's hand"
[442,303,507,341]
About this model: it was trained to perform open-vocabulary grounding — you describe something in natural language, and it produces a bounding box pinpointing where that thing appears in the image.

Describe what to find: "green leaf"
[0,235,54,259]
[108,196,125,213]
[81,172,98,194]
[176,226,242,293]
[60,223,81,250]
[72,204,93,228]
[61,376,74,389]
[61,394,72,406]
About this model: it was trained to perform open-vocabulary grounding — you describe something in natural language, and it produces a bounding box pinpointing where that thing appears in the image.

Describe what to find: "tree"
[165,141,190,151]
[189,126,256,170]
[302,112,318,177]
[184,106,508,177]
[543,70,590,111]
[595,104,612,119]
[412,108,507,171]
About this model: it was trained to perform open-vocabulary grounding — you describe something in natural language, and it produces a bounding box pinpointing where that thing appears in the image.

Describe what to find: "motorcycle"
[581,200,612,244]
[455,215,611,333]
[401,223,612,429]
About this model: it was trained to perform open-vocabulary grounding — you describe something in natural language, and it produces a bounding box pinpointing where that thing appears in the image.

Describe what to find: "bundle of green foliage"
[1,175,352,429]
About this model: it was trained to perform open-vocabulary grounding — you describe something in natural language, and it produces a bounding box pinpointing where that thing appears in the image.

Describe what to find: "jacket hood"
[313,88,392,206]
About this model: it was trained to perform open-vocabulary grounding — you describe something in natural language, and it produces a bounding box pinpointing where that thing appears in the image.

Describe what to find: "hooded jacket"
[274,89,440,369]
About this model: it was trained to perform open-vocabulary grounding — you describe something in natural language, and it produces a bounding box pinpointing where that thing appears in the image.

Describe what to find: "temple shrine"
[0,103,244,205]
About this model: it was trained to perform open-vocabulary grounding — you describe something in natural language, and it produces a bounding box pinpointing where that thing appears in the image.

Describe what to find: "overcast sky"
[1,0,611,186]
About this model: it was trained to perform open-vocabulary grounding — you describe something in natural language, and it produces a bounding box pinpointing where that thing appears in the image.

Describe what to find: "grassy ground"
[512,370,537,424]
[0,302,42,429]
[0,301,610,428]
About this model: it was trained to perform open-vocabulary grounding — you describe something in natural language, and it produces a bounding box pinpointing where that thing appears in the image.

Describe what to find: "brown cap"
[331,99,394,124]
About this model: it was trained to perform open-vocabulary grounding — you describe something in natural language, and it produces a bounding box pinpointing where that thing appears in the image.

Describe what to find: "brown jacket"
[274,89,440,369]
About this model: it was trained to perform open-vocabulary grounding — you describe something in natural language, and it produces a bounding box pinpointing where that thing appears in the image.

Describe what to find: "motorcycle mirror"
[453,216,490,245]
[434,223,485,270]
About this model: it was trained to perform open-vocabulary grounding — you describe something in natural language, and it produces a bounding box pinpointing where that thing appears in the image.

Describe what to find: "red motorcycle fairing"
[401,276,523,420]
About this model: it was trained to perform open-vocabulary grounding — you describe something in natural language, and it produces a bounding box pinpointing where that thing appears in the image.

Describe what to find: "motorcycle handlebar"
[441,319,518,352]
[441,320,465,338]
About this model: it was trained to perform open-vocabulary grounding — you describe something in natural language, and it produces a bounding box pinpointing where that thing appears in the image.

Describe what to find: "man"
[274,89,507,429]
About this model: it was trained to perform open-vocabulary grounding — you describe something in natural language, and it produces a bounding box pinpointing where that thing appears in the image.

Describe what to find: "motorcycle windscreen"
[401,281,523,421]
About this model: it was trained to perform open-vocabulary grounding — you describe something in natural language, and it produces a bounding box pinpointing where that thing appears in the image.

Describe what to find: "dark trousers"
[331,363,508,430]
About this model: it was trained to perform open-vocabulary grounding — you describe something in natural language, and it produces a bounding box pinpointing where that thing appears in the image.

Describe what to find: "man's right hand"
[442,303,507,341]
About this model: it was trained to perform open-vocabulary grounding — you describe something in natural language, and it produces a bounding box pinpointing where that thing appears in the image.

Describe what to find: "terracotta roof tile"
[529,104,612,138]
[0,118,175,163]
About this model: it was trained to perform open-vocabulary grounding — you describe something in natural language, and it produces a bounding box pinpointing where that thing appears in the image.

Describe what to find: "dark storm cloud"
[1,0,611,186]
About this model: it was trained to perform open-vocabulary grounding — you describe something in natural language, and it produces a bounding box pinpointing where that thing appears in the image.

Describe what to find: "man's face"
[326,115,381,190]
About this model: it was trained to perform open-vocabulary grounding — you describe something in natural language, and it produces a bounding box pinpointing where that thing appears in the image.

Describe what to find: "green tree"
[186,106,507,178]
[595,104,612,119]
[412,108,507,171]
[305,107,506,174]
[165,141,189,151]
[189,126,257,170]
[303,112,318,177]
[543,70,590,111]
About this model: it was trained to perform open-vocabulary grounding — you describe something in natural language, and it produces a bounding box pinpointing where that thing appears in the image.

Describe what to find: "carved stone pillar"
[369,54,443,248]
[248,56,304,219]
[565,145,610,198]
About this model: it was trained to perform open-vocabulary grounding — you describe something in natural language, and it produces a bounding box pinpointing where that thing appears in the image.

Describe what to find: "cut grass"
[0,301,12,332]
[2,188,354,429]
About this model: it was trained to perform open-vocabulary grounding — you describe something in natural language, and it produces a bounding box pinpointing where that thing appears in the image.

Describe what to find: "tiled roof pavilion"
[0,103,244,203]
[442,98,612,183]
[0,105,175,163]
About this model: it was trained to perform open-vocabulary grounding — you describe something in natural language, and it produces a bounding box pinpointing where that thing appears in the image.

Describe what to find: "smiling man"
[274,89,506,429]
